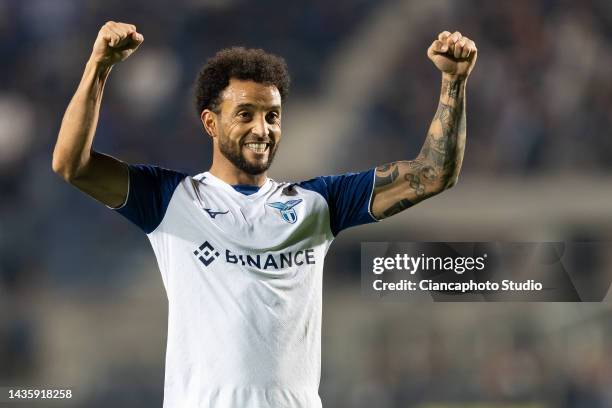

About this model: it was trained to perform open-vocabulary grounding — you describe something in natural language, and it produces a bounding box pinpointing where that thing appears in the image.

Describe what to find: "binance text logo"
[194,241,220,266]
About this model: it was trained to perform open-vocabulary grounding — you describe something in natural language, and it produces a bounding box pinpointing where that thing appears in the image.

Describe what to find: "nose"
[251,113,270,138]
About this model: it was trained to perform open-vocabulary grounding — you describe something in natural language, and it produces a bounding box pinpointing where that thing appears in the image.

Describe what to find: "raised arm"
[371,31,477,219]
[52,21,144,208]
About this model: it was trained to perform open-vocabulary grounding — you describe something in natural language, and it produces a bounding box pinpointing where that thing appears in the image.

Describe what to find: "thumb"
[110,32,143,49]
[130,32,144,46]
[119,32,144,51]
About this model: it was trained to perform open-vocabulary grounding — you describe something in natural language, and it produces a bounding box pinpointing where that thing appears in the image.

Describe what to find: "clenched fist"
[427,31,477,78]
[90,21,144,67]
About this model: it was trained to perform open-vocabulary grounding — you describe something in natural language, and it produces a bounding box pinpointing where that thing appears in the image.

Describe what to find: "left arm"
[371,31,477,219]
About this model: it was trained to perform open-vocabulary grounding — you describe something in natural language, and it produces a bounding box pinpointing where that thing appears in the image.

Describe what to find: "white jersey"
[110,165,377,407]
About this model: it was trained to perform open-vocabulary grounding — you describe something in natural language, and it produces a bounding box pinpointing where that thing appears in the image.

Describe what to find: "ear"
[201,109,217,139]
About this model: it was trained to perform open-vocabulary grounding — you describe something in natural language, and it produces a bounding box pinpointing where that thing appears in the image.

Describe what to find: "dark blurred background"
[1,0,612,406]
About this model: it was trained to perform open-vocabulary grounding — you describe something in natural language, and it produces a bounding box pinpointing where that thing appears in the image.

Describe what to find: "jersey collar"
[194,172,272,199]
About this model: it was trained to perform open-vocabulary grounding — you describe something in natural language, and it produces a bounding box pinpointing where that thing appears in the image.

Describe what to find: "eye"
[266,112,280,124]
[237,111,252,121]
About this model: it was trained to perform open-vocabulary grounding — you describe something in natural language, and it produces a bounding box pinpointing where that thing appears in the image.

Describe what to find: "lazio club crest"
[267,199,303,224]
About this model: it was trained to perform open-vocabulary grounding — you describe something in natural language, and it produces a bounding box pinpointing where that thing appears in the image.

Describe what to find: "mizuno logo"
[204,208,229,219]
[267,199,303,224]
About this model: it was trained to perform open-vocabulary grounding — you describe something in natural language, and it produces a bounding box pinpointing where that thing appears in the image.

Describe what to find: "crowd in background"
[1,0,612,406]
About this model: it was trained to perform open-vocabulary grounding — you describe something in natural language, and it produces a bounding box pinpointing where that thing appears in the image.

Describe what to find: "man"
[52,21,476,408]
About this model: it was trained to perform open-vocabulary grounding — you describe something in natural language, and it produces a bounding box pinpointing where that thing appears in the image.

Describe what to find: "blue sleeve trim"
[298,168,378,236]
[112,164,187,234]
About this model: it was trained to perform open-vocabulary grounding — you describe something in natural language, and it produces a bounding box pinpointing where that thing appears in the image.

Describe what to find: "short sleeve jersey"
[111,165,377,408]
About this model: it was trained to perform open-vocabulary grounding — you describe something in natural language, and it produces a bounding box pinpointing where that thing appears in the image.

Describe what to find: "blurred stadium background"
[1,0,612,406]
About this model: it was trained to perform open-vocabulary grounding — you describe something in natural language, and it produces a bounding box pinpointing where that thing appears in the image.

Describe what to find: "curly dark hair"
[194,47,290,115]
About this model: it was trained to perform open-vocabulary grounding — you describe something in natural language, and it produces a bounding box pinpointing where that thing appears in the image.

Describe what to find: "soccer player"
[52,21,477,408]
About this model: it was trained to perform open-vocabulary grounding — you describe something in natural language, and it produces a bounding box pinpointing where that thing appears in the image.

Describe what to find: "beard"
[218,134,278,176]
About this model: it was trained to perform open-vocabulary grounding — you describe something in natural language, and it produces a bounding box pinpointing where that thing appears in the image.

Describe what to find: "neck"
[208,161,268,186]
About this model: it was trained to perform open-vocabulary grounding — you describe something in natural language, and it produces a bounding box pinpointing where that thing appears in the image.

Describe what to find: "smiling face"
[203,78,282,178]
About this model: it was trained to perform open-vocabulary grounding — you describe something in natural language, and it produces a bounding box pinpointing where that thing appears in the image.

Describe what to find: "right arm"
[52,21,143,208]
[370,31,476,219]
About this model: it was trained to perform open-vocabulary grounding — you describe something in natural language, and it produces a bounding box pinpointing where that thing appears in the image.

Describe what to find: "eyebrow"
[234,103,281,112]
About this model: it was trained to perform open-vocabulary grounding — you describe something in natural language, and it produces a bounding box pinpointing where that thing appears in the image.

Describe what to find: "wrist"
[86,57,113,77]
[80,58,113,94]
[442,72,468,82]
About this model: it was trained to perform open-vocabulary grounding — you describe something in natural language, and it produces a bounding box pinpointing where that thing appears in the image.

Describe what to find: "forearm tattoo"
[441,78,461,100]
[420,77,466,187]
[373,77,467,219]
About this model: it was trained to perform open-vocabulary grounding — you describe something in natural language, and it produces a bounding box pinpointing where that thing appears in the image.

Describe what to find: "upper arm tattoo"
[373,160,441,219]
[374,163,399,188]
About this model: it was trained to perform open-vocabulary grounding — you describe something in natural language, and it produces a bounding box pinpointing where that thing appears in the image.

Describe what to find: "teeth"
[245,143,268,153]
